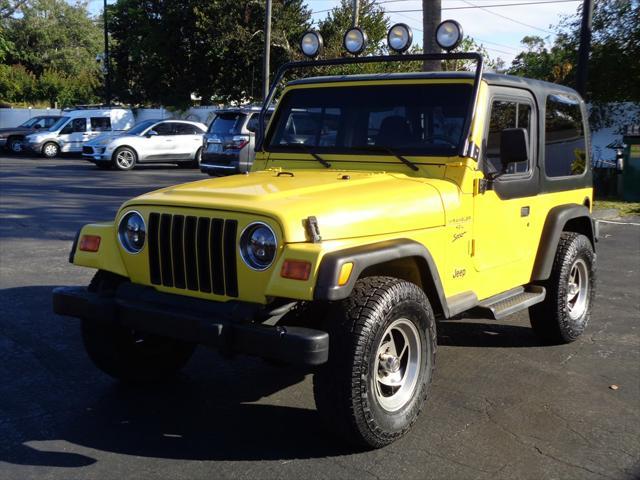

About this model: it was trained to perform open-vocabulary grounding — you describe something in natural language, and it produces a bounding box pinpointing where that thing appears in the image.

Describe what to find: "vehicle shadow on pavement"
[0,286,350,468]
[437,319,543,348]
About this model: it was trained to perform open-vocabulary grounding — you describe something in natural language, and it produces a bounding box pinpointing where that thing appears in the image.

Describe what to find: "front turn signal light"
[338,262,354,286]
[79,235,101,252]
[281,260,312,281]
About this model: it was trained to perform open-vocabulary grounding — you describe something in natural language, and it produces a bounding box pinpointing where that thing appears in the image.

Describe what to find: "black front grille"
[82,146,93,154]
[148,212,238,297]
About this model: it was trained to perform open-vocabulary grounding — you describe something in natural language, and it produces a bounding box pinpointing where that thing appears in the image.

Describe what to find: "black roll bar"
[257,52,484,158]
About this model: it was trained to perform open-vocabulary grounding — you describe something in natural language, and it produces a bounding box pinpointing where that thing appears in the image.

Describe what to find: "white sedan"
[82,119,207,171]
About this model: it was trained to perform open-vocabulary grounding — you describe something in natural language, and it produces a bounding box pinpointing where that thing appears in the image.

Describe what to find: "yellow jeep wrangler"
[53,22,597,449]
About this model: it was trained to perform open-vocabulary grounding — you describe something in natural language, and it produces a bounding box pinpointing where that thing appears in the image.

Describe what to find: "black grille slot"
[148,213,238,296]
[148,213,161,285]
[223,220,238,297]
[82,146,92,154]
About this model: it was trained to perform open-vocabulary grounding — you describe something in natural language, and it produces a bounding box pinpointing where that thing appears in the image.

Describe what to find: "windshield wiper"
[354,145,419,171]
[282,142,331,168]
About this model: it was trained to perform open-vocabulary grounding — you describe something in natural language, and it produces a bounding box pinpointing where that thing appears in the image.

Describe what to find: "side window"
[174,123,198,135]
[90,117,111,132]
[486,100,532,174]
[246,113,273,133]
[60,118,86,134]
[152,122,173,135]
[545,94,586,177]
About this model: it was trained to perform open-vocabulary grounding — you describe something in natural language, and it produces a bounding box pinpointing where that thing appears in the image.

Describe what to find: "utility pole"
[576,0,593,98]
[352,0,360,27]
[262,0,272,102]
[422,0,442,71]
[103,0,111,106]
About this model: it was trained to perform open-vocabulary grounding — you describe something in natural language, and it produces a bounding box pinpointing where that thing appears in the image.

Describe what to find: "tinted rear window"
[208,113,245,135]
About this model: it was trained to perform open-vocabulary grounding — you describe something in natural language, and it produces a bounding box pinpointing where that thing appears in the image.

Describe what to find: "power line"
[459,0,555,34]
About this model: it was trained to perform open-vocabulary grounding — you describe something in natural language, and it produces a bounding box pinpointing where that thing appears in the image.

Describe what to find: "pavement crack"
[532,445,612,479]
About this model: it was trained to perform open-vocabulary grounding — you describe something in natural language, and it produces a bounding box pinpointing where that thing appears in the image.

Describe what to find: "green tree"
[108,0,312,107]
[508,0,639,103]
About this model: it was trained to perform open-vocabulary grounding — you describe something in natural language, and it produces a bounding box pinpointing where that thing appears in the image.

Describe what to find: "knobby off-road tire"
[313,276,437,449]
[530,232,596,344]
[81,271,196,382]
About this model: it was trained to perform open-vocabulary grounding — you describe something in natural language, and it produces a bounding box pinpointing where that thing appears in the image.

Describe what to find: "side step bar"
[469,285,546,320]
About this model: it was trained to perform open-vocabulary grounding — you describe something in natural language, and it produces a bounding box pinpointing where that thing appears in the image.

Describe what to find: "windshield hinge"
[304,216,322,243]
[463,140,480,160]
[474,178,490,195]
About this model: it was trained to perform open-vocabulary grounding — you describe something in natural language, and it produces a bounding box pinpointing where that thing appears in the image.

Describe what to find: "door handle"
[521,206,530,217]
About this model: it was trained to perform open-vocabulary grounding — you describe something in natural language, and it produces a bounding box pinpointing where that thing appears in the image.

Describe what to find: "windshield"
[208,112,245,135]
[48,117,70,132]
[266,83,472,156]
[127,120,157,136]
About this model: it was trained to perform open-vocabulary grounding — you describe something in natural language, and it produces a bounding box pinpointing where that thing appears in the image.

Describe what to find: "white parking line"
[597,220,640,226]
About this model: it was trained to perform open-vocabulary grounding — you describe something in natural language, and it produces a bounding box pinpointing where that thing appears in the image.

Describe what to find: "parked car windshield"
[208,112,245,135]
[266,83,472,156]
[47,117,70,132]
[127,120,158,136]
[20,116,56,129]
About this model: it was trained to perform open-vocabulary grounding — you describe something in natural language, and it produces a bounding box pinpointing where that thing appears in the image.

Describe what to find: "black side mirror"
[146,130,158,137]
[34,124,41,130]
[500,128,529,171]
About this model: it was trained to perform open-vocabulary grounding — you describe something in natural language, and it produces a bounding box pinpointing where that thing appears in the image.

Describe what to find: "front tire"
[81,271,196,382]
[529,232,595,344]
[8,137,23,154]
[313,276,436,449]
[42,142,60,158]
[113,147,137,171]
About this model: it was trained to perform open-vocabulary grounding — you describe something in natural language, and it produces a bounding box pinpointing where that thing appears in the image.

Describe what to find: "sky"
[85,0,584,65]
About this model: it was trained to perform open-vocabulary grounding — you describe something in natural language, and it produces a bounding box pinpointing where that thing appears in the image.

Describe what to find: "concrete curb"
[592,208,620,220]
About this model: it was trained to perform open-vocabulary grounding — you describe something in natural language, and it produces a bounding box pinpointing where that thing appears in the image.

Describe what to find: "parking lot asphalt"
[0,155,639,480]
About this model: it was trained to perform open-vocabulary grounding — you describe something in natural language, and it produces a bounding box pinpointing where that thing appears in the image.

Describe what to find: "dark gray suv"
[200,106,272,175]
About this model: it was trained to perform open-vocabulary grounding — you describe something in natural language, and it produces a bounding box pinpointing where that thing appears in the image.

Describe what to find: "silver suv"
[200,107,272,175]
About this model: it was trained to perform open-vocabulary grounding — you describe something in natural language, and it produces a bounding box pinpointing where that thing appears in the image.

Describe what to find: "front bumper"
[24,141,43,153]
[0,138,7,147]
[82,146,110,162]
[52,282,329,366]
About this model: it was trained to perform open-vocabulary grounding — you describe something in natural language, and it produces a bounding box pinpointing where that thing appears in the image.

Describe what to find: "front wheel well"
[359,256,444,317]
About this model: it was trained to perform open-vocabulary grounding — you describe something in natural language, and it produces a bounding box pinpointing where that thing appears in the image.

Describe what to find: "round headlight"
[387,23,413,53]
[240,222,277,271]
[435,20,463,52]
[344,27,367,55]
[118,211,146,254]
[300,31,324,58]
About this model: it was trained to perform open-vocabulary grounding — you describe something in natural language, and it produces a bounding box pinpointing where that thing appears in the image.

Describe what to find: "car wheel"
[81,271,196,382]
[113,147,137,171]
[8,137,23,154]
[42,142,60,158]
[529,232,596,344]
[313,276,436,449]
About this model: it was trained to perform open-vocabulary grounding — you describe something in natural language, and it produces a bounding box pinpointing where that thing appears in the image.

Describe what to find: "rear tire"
[313,276,436,449]
[113,147,137,171]
[81,271,196,382]
[529,232,595,344]
[42,142,60,158]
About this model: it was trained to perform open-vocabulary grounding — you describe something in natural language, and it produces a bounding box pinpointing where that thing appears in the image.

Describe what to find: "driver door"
[145,121,176,160]
[473,89,538,290]
[59,118,88,152]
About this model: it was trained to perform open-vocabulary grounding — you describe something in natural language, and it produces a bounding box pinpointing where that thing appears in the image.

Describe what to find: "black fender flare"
[313,238,457,317]
[531,204,596,281]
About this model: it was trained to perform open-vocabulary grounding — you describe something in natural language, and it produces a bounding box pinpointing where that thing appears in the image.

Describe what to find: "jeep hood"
[126,169,457,242]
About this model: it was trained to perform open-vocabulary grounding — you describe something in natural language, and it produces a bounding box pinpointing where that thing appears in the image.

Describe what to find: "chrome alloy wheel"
[567,258,589,320]
[373,318,422,412]
[116,149,135,169]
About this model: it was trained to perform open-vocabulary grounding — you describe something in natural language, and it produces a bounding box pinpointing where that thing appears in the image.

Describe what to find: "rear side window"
[91,117,111,132]
[246,113,272,133]
[209,113,244,135]
[545,94,586,177]
[174,123,200,135]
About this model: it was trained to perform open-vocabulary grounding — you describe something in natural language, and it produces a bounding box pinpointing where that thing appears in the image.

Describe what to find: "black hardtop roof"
[287,71,581,99]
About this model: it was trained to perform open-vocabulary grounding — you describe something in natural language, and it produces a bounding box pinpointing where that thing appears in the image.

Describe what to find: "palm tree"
[422,0,441,71]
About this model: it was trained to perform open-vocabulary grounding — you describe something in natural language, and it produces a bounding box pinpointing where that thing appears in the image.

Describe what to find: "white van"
[24,108,134,158]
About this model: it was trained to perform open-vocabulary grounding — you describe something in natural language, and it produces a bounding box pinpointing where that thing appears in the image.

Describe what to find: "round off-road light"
[240,222,277,271]
[118,211,146,254]
[343,27,367,55]
[387,23,413,53]
[300,31,323,58]
[435,20,463,51]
